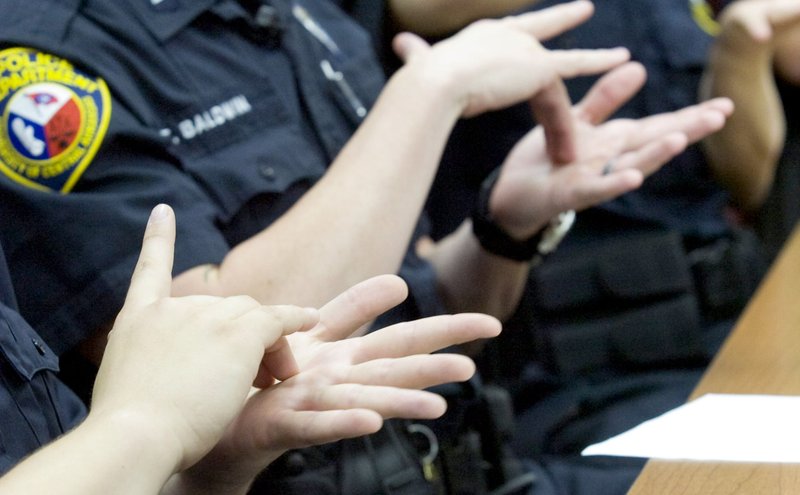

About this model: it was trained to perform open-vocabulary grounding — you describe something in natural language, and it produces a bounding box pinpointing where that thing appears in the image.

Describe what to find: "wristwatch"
[471,168,575,264]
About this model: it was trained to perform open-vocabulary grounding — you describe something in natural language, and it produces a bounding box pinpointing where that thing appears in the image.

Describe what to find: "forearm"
[0,411,179,495]
[389,0,543,35]
[426,221,529,321]
[700,39,785,211]
[774,28,800,86]
[172,64,463,307]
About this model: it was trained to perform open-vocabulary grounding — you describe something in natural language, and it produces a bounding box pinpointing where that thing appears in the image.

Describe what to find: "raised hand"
[715,0,800,49]
[169,275,502,494]
[700,0,800,210]
[91,205,318,471]
[392,0,631,164]
[0,206,320,495]
[485,62,733,240]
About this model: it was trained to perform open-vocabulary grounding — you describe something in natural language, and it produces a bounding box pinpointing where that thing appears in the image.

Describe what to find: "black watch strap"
[471,168,575,263]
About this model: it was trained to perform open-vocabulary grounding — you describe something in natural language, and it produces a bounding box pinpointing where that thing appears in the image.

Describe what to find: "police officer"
[411,1,798,493]
[0,0,733,493]
[341,1,800,493]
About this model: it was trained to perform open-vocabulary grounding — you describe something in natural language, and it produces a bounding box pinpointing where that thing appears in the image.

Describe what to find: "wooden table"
[628,226,800,494]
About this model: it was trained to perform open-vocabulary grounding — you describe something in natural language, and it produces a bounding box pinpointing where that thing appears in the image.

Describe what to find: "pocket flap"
[531,231,693,312]
[597,231,693,300]
[0,307,59,381]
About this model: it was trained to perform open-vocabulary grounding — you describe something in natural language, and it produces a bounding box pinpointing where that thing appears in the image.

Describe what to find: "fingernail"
[611,47,630,58]
[148,204,169,225]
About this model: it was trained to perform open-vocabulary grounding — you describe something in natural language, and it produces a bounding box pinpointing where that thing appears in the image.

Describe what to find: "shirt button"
[259,164,276,181]
[284,452,306,475]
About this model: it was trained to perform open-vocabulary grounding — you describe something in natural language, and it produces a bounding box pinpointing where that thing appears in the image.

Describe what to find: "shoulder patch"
[0,47,111,193]
[689,0,720,36]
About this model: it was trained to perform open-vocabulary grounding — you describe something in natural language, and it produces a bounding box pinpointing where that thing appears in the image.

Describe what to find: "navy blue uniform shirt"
[0,0,442,355]
[0,245,86,476]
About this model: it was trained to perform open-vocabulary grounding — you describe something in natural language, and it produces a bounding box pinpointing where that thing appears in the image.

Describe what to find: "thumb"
[392,32,431,63]
[123,204,176,310]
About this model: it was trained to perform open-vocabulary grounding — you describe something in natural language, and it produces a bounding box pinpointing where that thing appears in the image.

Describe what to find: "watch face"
[538,210,576,255]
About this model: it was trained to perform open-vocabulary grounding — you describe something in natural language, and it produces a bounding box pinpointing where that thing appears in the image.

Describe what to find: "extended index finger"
[123,204,176,310]
[532,49,632,164]
[530,78,576,165]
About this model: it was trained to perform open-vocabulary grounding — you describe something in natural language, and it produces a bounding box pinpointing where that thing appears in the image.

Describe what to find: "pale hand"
[487,62,734,240]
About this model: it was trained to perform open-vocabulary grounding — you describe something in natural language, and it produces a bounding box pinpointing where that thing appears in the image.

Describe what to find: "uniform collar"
[127,0,219,42]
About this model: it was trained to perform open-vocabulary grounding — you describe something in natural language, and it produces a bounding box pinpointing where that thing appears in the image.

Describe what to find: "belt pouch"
[528,230,703,374]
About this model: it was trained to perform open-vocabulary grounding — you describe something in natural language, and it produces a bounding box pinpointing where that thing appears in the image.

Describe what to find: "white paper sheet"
[582,393,800,463]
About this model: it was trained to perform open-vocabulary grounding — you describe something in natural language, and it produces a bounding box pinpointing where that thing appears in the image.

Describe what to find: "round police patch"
[0,47,111,193]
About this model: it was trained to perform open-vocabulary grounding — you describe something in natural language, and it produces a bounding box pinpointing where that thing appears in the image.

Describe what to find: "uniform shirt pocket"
[0,306,82,476]
[169,84,326,223]
[0,309,58,380]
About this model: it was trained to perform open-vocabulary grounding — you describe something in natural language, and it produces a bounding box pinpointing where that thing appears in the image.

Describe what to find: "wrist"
[393,52,469,117]
[710,39,772,70]
[82,408,183,489]
[714,14,774,59]
[163,432,286,495]
[471,168,575,264]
